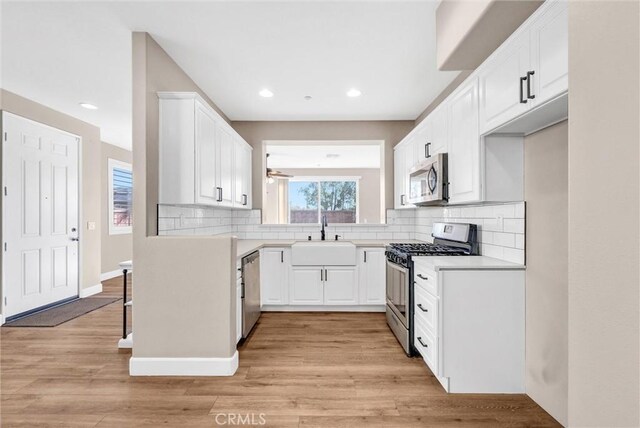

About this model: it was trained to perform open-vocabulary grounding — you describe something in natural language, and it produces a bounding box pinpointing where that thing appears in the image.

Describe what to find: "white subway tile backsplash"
[158,202,526,264]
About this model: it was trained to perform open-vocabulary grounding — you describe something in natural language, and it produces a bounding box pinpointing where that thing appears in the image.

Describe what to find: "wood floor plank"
[1,277,561,427]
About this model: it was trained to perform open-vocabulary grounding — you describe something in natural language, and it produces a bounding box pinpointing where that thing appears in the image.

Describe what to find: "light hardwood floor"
[1,276,560,427]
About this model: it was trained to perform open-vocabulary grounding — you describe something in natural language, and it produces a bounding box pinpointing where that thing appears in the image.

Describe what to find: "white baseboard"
[118,333,133,349]
[79,283,103,298]
[100,269,123,281]
[129,351,239,376]
[261,305,386,312]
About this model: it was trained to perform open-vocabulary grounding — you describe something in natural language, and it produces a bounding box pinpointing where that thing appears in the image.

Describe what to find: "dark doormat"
[3,297,121,327]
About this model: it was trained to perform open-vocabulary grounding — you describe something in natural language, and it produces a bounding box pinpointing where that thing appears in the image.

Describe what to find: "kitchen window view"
[288,179,358,224]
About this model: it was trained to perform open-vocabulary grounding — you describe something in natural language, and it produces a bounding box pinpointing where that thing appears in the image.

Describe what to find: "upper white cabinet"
[479,0,567,135]
[447,78,481,204]
[393,142,411,209]
[158,92,252,208]
[233,138,252,208]
[357,248,386,305]
[528,0,568,106]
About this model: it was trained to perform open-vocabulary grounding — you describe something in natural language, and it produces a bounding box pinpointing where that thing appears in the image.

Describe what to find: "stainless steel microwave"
[408,153,448,206]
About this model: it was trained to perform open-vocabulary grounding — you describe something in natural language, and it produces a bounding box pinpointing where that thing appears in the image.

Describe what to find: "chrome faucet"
[321,215,328,241]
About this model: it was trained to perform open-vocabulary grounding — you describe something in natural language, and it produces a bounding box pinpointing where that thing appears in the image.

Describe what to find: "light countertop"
[413,255,525,271]
[236,239,422,259]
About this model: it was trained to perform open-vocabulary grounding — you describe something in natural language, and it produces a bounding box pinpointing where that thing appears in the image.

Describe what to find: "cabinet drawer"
[414,265,438,296]
[414,316,438,376]
[414,285,438,336]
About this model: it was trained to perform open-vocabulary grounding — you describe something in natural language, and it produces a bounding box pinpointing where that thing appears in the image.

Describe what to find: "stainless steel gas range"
[385,222,479,356]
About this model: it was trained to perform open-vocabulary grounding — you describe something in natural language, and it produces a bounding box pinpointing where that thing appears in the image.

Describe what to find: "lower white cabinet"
[290,266,358,305]
[290,267,324,305]
[260,248,289,305]
[357,248,386,305]
[412,259,525,393]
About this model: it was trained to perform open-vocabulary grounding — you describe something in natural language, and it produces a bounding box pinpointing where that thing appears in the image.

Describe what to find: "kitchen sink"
[291,241,357,266]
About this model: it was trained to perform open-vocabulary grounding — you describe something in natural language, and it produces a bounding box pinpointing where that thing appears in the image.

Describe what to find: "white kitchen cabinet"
[529,0,568,106]
[478,31,531,135]
[447,78,481,204]
[393,143,410,209]
[412,258,525,393]
[260,248,289,305]
[215,125,235,207]
[233,138,252,208]
[478,0,567,135]
[290,267,324,305]
[357,248,386,305]
[158,92,252,207]
[323,267,358,305]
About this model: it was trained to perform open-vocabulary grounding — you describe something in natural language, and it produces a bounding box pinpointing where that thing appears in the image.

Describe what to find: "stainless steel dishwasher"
[241,251,261,338]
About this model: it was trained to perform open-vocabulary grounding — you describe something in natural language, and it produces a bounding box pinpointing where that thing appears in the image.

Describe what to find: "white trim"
[261,305,386,312]
[108,158,133,235]
[118,333,133,349]
[79,283,103,298]
[100,269,123,281]
[0,314,4,326]
[129,351,239,376]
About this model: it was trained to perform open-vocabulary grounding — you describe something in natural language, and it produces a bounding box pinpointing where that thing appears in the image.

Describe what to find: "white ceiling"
[1,1,458,150]
[267,144,381,169]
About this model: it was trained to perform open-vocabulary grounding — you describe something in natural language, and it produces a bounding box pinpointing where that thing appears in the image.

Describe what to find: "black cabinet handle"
[520,76,528,104]
[216,187,223,202]
[417,303,429,313]
[364,251,367,263]
[417,274,429,280]
[400,194,406,206]
[320,269,323,281]
[325,269,328,281]
[417,337,429,348]
[526,71,535,100]
[424,142,432,159]
[281,251,284,263]
[242,194,248,206]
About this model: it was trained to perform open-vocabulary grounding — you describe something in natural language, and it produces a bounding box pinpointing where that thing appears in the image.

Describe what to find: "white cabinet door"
[215,125,235,207]
[429,105,448,156]
[324,267,358,305]
[236,277,242,343]
[413,121,430,163]
[195,101,218,205]
[233,139,251,208]
[261,248,289,305]
[448,78,481,205]
[290,267,324,305]
[529,0,568,105]
[394,145,408,209]
[357,248,386,305]
[478,33,531,135]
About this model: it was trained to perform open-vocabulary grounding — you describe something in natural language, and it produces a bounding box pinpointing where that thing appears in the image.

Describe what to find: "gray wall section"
[524,120,568,426]
[132,32,235,360]
[0,89,102,300]
[101,142,133,275]
[567,2,640,426]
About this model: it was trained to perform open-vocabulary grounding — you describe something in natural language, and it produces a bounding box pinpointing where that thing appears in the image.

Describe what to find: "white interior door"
[3,113,79,318]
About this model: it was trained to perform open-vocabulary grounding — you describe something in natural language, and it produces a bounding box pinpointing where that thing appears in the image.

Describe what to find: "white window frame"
[287,176,361,224]
[108,158,133,235]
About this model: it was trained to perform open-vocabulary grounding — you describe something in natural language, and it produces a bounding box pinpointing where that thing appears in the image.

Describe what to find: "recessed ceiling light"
[304,95,313,101]
[326,154,340,159]
[79,102,98,110]
[346,88,362,98]
[259,89,274,98]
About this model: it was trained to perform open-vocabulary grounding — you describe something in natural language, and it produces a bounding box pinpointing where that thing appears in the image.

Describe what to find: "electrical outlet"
[87,221,96,231]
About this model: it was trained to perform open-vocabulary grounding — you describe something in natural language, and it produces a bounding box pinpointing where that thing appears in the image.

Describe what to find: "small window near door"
[109,159,133,235]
